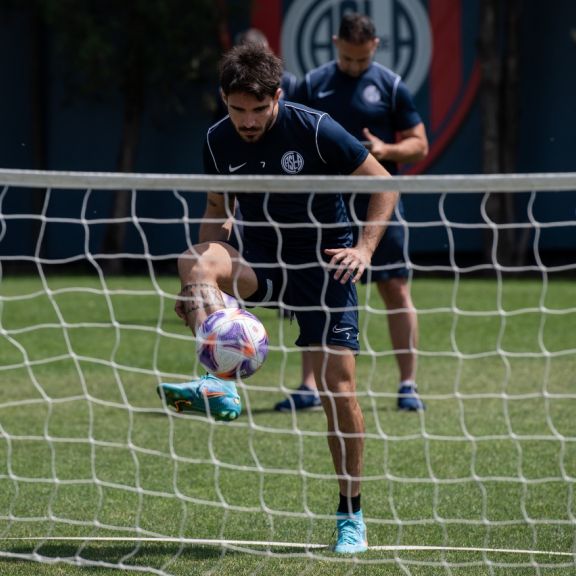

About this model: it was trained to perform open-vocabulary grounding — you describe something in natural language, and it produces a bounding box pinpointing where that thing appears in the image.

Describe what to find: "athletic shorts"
[240,243,360,351]
[350,195,410,283]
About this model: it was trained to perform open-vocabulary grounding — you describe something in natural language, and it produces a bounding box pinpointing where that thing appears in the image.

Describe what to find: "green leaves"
[37,0,227,98]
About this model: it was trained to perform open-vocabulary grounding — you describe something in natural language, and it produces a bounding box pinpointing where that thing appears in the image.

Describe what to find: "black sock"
[338,493,361,515]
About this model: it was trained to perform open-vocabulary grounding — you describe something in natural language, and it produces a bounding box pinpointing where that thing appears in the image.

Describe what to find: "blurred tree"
[0,0,48,261]
[38,0,228,272]
[479,0,523,267]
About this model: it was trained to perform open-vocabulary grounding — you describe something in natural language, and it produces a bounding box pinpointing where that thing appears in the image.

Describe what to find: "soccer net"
[1,169,575,575]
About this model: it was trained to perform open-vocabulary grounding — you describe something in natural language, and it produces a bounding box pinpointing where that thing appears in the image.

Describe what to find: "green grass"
[0,274,575,575]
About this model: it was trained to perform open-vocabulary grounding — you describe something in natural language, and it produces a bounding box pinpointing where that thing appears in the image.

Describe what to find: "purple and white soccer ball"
[196,308,268,380]
[221,290,239,309]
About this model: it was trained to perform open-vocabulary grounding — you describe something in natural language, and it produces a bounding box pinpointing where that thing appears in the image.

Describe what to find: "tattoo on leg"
[179,283,225,317]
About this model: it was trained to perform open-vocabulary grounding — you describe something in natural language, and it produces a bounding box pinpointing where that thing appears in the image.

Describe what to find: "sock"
[300,383,319,398]
[399,380,417,389]
[338,493,361,515]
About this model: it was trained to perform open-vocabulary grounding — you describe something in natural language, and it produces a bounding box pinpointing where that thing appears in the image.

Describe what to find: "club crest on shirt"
[281,151,305,174]
[363,85,381,104]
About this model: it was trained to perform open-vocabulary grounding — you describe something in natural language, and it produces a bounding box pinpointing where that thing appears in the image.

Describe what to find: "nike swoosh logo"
[317,89,335,99]
[229,162,247,173]
[332,325,353,333]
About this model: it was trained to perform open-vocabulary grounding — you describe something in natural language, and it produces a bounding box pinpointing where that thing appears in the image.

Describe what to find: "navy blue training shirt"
[203,100,369,258]
[293,61,422,175]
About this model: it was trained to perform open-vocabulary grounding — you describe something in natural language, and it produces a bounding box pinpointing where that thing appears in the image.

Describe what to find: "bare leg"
[311,348,364,498]
[300,350,317,389]
[377,277,418,383]
[291,278,417,420]
[178,283,225,335]
[300,278,417,391]
[176,242,258,334]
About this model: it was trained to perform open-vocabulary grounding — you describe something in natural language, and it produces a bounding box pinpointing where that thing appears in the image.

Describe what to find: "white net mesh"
[1,169,575,574]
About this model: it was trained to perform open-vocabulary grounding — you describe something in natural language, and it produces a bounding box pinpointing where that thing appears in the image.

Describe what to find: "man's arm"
[199,192,236,243]
[325,153,399,284]
[362,122,429,164]
[351,154,399,257]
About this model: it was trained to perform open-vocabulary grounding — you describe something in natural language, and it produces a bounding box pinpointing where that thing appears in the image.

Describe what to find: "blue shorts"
[350,195,410,283]
[240,244,360,351]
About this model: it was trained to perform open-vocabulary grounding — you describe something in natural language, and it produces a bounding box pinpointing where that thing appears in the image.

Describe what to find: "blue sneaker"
[157,374,241,421]
[274,384,322,412]
[397,384,425,411]
[333,510,368,554]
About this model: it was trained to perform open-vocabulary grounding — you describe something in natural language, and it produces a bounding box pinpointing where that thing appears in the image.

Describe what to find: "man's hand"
[363,124,429,165]
[362,128,388,162]
[324,245,372,284]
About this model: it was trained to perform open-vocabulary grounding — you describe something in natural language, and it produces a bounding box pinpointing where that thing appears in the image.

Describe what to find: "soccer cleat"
[157,374,241,421]
[274,384,322,412]
[333,510,368,554]
[397,384,426,411]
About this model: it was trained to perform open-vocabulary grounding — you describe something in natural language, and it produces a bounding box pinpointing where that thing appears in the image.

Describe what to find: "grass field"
[0,274,575,575]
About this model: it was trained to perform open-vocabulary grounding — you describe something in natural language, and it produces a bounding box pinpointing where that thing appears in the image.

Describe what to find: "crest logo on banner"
[282,0,431,95]
[279,0,481,173]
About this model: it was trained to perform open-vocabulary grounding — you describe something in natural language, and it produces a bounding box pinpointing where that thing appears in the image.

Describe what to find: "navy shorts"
[350,195,410,283]
[240,244,360,351]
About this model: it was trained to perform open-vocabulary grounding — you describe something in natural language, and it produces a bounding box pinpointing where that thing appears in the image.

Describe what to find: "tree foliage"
[25,0,233,270]
[39,0,223,100]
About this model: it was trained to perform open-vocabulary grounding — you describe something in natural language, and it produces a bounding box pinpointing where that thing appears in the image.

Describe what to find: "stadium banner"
[249,0,481,175]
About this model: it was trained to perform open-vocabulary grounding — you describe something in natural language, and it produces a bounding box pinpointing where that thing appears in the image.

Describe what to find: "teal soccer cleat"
[333,510,368,554]
[157,374,241,422]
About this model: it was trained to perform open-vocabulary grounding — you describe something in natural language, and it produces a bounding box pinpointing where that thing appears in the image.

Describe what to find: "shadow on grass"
[4,541,232,562]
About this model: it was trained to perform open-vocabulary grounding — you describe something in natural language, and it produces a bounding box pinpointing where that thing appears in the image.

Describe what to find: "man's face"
[223,89,281,143]
[333,37,379,78]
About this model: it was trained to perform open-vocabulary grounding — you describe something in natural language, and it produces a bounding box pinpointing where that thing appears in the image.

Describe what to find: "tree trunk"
[479,0,500,176]
[501,0,520,175]
[101,70,144,274]
[30,4,48,259]
[479,0,522,268]
[502,0,527,266]
[479,0,504,266]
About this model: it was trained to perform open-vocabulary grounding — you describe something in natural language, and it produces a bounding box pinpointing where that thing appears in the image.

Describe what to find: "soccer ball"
[220,290,239,309]
[196,308,268,380]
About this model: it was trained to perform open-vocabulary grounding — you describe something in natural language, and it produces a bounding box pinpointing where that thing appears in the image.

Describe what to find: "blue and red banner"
[249,0,481,175]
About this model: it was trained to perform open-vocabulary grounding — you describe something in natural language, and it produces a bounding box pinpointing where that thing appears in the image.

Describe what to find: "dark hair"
[234,28,269,49]
[338,12,376,44]
[219,43,283,100]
